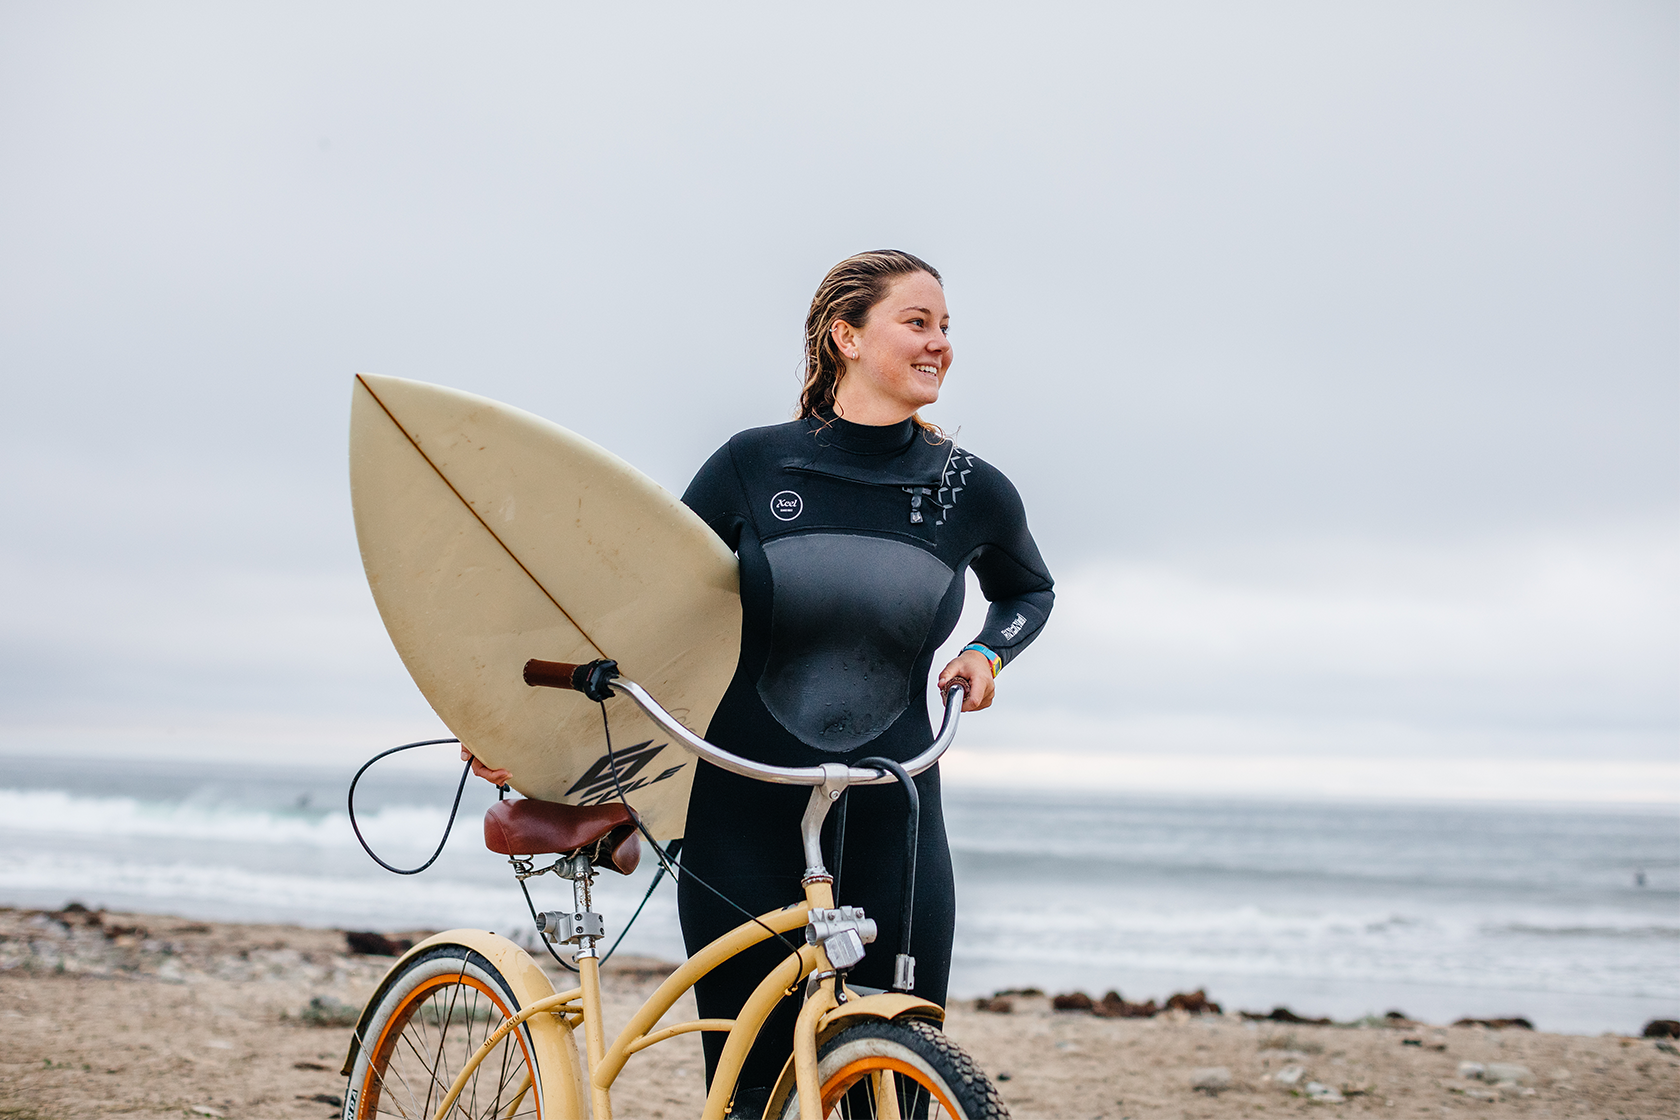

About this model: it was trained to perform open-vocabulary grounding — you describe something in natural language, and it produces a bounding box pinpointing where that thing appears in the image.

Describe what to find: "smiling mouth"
[913,364,939,376]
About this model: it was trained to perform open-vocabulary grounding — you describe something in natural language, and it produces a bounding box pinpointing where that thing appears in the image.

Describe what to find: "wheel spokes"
[367,978,535,1120]
[824,1058,954,1119]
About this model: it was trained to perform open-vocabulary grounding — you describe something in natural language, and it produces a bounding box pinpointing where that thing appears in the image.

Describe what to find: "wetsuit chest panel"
[757,532,956,752]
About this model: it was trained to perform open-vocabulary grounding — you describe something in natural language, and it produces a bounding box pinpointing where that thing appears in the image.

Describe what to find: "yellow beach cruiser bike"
[341,658,1006,1120]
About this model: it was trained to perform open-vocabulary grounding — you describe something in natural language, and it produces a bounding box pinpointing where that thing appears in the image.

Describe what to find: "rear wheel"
[346,944,557,1120]
[778,1018,1009,1119]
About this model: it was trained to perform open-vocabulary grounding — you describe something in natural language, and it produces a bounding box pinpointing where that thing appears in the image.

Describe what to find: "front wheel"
[345,942,578,1120]
[778,1018,1009,1120]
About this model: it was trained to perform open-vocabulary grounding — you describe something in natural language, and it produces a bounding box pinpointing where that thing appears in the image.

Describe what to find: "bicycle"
[340,657,1008,1120]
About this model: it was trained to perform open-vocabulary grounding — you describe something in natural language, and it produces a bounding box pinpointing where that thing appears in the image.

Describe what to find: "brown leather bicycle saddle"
[482,798,642,876]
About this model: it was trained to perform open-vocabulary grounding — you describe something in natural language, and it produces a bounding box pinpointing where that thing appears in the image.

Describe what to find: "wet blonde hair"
[798,249,945,436]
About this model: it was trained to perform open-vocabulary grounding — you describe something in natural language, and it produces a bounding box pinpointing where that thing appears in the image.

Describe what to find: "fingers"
[938,652,996,712]
[461,748,511,786]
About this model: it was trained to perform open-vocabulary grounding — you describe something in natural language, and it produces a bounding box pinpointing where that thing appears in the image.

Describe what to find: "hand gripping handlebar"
[523,658,965,787]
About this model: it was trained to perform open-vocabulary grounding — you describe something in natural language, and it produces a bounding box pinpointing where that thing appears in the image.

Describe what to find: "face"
[831,271,952,422]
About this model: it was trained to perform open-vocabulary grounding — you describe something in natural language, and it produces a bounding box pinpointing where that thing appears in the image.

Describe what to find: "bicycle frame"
[353,672,965,1120]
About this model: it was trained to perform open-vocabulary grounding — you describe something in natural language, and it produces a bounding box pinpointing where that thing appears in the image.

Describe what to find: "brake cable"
[596,701,805,959]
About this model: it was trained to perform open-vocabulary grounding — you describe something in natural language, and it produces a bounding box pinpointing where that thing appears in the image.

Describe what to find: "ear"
[829,319,861,363]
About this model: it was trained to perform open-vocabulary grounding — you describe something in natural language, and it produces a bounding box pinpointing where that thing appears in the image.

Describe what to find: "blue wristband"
[962,643,1002,678]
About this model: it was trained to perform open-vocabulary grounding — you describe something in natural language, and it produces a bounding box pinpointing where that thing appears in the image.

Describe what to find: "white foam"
[0,848,687,960]
[0,788,448,853]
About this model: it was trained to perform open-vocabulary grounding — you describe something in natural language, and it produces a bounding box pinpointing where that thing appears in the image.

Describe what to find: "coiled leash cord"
[347,738,468,875]
[346,733,683,973]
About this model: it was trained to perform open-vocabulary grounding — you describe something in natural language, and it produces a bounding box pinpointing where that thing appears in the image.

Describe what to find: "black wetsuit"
[677,414,1054,1097]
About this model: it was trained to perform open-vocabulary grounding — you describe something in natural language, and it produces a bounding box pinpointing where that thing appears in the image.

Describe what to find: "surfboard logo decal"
[565,740,685,806]
[770,490,803,521]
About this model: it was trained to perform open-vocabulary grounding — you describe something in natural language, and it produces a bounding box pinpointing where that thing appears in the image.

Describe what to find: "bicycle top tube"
[526,658,964,788]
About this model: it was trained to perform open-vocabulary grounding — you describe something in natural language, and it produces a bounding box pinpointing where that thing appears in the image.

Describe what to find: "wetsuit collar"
[808,412,917,455]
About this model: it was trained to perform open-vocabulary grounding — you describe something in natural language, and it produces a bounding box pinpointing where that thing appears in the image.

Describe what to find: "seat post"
[573,866,612,1120]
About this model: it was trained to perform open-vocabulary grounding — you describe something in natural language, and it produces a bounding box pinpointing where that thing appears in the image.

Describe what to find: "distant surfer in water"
[676,249,1055,1109]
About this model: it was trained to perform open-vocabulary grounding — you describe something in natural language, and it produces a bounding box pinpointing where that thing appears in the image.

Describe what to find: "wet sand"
[1,907,1675,1119]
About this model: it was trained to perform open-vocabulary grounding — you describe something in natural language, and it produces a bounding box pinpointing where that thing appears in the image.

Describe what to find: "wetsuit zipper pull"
[902,486,932,525]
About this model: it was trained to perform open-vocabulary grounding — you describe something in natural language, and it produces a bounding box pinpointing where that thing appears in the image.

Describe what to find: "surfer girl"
[466,249,1052,1110]
[676,249,1055,1108]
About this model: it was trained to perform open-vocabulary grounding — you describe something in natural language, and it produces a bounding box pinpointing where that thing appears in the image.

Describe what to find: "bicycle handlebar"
[522,660,581,689]
[523,658,964,788]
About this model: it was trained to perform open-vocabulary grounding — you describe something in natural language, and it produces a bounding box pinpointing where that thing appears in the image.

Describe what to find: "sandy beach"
[2,906,1675,1120]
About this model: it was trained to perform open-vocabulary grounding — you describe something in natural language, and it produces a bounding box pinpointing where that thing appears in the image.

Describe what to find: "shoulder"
[940,443,1021,500]
[933,442,1030,527]
[722,418,808,452]
[716,418,815,474]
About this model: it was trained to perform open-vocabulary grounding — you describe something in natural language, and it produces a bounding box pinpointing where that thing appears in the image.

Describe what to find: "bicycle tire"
[345,942,581,1120]
[774,1017,1009,1120]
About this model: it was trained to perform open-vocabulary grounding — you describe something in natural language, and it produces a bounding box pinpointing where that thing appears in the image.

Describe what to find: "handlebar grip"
[525,657,620,702]
[524,659,584,689]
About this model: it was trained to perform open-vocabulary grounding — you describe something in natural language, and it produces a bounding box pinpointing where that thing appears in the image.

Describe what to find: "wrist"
[961,643,1002,678]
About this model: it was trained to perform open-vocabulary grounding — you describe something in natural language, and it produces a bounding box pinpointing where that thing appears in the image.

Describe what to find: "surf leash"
[347,737,469,876]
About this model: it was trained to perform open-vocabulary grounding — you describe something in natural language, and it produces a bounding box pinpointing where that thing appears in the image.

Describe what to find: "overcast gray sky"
[1,2,1674,800]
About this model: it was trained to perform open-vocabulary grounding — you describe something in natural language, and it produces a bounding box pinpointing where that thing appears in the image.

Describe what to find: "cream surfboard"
[349,373,741,842]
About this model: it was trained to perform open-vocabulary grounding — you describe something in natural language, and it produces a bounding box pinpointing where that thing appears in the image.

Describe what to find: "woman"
[467,249,1052,1109]
[676,249,1054,1111]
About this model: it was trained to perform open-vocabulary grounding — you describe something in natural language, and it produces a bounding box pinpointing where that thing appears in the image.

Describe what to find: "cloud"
[0,4,1674,799]
[942,520,1678,774]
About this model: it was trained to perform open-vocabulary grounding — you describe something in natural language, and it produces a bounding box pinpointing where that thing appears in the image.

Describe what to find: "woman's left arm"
[936,466,1054,711]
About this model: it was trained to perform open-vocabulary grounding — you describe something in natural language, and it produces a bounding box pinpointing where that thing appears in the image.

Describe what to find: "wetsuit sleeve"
[966,472,1054,668]
[681,441,750,552]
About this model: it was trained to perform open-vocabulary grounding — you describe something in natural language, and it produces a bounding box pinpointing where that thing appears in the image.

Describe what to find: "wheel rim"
[359,972,540,1120]
[821,1055,961,1119]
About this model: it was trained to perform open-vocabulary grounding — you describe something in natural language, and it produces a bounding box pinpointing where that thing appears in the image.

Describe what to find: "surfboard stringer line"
[355,373,608,661]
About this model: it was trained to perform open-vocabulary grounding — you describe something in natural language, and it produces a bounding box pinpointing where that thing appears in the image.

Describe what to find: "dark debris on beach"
[977,985,1652,1036]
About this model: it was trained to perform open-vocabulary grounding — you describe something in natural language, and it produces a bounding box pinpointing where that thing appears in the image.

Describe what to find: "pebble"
[1273,1065,1306,1087]
[1303,1080,1346,1103]
[1190,1066,1231,1093]
[1457,1061,1485,1079]
[1483,1062,1535,1086]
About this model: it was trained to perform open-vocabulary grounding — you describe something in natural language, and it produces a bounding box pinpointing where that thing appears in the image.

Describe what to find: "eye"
[909,317,925,327]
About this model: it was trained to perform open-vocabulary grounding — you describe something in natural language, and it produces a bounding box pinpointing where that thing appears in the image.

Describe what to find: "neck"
[832,388,920,427]
[810,410,917,453]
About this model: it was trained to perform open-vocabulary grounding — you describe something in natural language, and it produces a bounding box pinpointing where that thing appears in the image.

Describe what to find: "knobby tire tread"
[785,1017,1009,1120]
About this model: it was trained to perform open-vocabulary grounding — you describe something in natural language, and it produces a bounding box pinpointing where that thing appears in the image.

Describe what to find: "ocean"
[0,749,1673,1036]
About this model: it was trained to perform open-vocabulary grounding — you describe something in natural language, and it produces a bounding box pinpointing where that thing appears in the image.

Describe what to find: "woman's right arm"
[680,439,750,552]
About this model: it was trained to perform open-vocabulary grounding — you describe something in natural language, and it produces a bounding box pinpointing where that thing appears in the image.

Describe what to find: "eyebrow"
[900,306,949,318]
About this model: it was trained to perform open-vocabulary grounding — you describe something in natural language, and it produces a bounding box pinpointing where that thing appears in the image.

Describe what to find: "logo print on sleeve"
[770,490,803,521]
